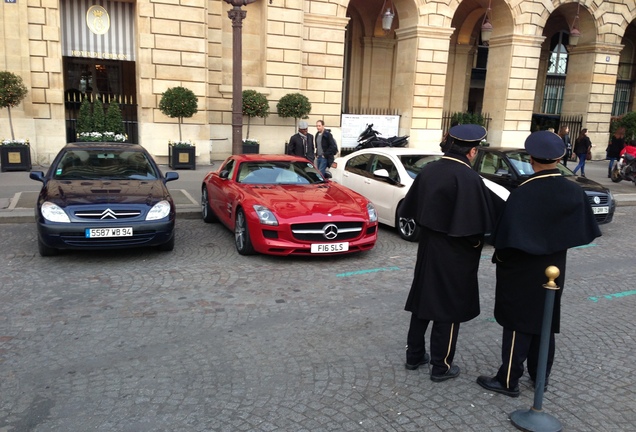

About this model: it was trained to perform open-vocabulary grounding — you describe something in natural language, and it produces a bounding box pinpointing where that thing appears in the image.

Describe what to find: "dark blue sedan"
[30,142,179,256]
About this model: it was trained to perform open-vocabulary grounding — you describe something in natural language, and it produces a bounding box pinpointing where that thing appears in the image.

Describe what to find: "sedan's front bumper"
[36,219,175,250]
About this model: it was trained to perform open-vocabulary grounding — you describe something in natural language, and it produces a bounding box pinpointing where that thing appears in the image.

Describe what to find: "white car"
[331,147,442,241]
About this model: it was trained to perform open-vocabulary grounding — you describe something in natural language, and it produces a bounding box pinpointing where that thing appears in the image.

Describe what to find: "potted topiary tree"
[76,98,93,136]
[159,86,198,169]
[76,98,127,142]
[242,89,269,154]
[104,100,127,142]
[0,71,31,171]
[276,92,312,133]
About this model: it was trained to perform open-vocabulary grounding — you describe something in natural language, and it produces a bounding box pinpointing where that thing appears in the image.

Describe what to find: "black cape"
[399,154,500,322]
[491,169,601,334]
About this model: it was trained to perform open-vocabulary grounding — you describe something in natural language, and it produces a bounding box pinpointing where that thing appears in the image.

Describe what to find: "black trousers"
[407,313,460,375]
[495,328,555,389]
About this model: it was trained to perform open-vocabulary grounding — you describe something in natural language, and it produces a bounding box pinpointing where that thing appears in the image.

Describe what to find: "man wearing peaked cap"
[525,130,566,161]
[477,130,601,398]
[398,124,500,382]
[447,124,487,148]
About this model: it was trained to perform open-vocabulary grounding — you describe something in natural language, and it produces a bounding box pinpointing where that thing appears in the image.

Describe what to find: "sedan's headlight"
[367,203,378,222]
[41,201,70,223]
[146,200,171,220]
[253,205,279,226]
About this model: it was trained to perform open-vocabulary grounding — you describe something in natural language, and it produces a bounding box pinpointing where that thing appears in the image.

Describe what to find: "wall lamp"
[568,1,582,47]
[480,0,493,45]
[380,0,395,33]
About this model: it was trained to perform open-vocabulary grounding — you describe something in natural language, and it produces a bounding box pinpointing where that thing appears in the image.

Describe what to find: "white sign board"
[340,114,400,148]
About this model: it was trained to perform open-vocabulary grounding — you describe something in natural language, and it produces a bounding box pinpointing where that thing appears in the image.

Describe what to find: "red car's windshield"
[237,161,325,184]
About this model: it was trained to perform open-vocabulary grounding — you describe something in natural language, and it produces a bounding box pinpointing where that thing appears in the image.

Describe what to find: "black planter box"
[1,144,32,172]
[242,143,259,154]
[168,144,196,170]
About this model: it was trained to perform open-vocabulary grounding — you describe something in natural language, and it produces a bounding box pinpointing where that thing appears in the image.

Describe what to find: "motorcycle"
[610,152,636,185]
[355,124,409,150]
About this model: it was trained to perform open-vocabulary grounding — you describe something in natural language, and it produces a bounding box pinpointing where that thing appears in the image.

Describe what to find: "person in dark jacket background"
[558,125,572,168]
[399,124,500,382]
[607,127,625,178]
[315,120,338,175]
[287,121,314,162]
[477,130,601,398]
[572,128,592,177]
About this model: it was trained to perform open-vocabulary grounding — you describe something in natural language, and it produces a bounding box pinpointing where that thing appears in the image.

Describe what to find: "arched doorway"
[59,0,138,143]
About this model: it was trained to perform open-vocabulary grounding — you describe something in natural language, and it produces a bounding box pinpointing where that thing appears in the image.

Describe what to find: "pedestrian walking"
[399,124,500,382]
[476,130,601,397]
[315,120,338,176]
[558,125,572,168]
[572,128,592,177]
[288,121,315,162]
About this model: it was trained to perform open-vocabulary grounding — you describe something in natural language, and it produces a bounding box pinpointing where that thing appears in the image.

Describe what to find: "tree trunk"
[8,106,15,140]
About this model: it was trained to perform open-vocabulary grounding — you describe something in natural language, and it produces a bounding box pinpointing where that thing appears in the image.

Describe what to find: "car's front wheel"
[38,237,58,257]
[201,187,218,223]
[398,216,420,242]
[235,208,255,255]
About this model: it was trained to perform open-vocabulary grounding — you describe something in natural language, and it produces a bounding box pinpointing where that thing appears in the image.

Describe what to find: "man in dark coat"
[287,120,315,162]
[315,120,338,175]
[399,124,500,382]
[477,130,601,397]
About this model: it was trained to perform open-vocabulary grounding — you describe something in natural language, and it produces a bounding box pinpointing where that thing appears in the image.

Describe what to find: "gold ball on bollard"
[544,266,561,290]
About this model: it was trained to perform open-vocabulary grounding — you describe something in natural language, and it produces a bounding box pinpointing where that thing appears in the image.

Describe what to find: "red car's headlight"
[253,205,279,226]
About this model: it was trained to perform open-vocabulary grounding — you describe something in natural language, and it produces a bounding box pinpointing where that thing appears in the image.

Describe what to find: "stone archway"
[343,0,419,126]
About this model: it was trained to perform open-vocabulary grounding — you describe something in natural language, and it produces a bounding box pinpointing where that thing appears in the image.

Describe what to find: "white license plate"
[85,227,133,238]
[593,206,609,214]
[311,242,349,253]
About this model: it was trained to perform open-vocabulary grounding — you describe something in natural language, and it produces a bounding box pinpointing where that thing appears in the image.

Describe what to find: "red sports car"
[201,154,379,256]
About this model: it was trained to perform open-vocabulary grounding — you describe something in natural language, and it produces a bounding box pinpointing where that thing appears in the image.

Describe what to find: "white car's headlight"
[367,203,378,222]
[253,205,278,226]
[41,201,70,223]
[146,200,171,220]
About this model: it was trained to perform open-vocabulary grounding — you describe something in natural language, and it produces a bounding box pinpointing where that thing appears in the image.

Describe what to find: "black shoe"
[476,375,520,397]
[405,353,430,370]
[430,365,460,382]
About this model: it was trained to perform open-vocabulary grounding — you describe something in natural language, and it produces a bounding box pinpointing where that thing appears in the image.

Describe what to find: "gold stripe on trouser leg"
[443,323,455,369]
[505,331,516,388]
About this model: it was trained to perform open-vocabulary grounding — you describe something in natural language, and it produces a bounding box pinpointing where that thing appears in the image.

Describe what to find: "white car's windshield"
[399,155,441,179]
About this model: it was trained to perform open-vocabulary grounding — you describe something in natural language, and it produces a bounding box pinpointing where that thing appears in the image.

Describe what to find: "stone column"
[357,37,396,111]
[563,42,624,151]
[482,34,544,147]
[303,14,349,127]
[398,25,454,149]
[445,44,474,113]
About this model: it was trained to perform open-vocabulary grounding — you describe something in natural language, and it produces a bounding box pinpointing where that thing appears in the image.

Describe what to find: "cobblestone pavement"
[1,206,635,431]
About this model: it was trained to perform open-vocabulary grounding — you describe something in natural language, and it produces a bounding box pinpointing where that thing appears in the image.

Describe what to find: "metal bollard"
[509,266,563,432]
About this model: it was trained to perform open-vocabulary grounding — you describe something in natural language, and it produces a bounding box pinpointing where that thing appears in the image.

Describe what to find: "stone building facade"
[1,0,635,165]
